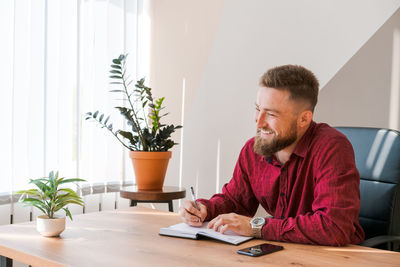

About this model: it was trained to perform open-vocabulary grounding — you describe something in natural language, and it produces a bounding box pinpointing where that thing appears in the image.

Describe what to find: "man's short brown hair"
[259,65,319,112]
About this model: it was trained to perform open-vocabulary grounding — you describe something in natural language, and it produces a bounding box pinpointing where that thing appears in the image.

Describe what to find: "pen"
[190,186,200,222]
[190,186,199,210]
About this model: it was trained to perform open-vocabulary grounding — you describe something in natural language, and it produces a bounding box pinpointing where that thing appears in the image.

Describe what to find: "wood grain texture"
[0,207,399,267]
[120,186,186,201]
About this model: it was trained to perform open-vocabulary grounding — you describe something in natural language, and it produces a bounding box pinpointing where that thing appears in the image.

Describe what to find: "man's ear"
[298,110,313,127]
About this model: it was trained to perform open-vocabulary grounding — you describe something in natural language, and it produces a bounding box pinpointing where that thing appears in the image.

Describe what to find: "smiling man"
[179,65,365,246]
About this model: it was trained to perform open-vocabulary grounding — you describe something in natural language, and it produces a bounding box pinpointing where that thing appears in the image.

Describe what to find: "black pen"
[190,186,200,222]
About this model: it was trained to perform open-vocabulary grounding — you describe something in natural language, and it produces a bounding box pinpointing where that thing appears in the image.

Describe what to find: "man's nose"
[256,111,267,129]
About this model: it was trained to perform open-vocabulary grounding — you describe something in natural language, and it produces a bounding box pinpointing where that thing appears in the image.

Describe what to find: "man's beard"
[253,122,298,157]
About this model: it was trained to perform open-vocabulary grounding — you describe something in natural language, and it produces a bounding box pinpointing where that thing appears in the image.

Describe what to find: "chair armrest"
[360,235,400,248]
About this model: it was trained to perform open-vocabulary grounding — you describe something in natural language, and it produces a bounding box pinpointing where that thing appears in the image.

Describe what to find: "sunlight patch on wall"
[178,78,186,207]
[179,78,186,189]
[390,28,400,130]
[195,171,199,196]
[215,139,221,194]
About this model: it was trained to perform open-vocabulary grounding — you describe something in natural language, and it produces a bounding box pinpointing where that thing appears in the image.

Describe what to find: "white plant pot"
[36,215,66,237]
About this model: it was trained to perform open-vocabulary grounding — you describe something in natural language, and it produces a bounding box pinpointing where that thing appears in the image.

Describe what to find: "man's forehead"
[256,87,297,114]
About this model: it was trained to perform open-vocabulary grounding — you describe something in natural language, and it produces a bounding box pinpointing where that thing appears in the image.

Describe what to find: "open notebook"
[159,222,253,245]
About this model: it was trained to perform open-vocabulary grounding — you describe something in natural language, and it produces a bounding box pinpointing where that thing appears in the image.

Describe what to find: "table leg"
[0,256,12,267]
[130,200,137,207]
[168,201,173,212]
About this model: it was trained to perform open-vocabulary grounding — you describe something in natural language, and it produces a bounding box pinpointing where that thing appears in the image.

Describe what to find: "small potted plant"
[16,171,86,237]
[85,54,182,190]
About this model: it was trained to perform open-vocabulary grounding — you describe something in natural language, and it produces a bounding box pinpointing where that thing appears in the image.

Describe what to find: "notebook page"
[165,222,204,235]
[197,227,252,244]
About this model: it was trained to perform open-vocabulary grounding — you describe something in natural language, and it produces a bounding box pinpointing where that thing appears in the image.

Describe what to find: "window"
[0,0,151,193]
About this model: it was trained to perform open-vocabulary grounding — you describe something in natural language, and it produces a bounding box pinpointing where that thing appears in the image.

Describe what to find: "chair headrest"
[335,127,400,184]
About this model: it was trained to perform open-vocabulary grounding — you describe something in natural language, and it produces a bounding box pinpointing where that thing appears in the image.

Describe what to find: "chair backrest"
[335,127,400,239]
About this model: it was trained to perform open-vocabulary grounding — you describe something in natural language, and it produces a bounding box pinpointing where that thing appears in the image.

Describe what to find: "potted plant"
[16,171,86,237]
[85,54,182,190]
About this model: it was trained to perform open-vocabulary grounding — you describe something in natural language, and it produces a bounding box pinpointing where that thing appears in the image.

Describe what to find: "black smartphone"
[237,243,283,257]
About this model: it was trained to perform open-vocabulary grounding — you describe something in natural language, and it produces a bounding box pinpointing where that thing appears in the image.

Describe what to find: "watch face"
[251,217,265,226]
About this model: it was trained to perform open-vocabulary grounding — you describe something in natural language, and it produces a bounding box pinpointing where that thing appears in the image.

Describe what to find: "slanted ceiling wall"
[148,0,400,201]
[315,7,400,130]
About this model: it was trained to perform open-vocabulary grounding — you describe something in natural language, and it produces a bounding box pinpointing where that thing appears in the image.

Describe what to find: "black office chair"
[335,127,400,251]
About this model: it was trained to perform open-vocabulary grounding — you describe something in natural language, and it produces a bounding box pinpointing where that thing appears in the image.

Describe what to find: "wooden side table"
[120,186,186,212]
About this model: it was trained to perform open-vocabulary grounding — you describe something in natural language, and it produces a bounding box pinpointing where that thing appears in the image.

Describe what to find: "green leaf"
[118,54,126,61]
[55,196,84,207]
[58,178,86,185]
[160,112,170,118]
[15,189,39,195]
[64,208,73,220]
[104,115,110,125]
[110,82,123,84]
[110,64,122,69]
[109,90,125,93]
[56,200,84,210]
[112,59,121,64]
[118,131,135,142]
[20,198,47,210]
[99,114,104,122]
[110,75,122,79]
[93,111,99,118]
[58,188,79,196]
[110,70,122,74]
[29,179,50,194]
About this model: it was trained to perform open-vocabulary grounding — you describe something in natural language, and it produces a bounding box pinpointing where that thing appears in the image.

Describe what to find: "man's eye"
[268,113,275,117]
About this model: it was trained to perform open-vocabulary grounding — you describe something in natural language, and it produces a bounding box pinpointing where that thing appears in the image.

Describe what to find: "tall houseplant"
[85,54,182,190]
[16,171,86,237]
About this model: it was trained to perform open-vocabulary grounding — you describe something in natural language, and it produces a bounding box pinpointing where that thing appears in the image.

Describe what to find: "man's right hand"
[178,200,207,227]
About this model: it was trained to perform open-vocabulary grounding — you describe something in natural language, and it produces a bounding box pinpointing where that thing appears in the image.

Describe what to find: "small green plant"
[16,171,86,220]
[85,54,182,151]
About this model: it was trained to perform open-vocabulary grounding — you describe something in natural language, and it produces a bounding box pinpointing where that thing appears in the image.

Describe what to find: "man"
[179,65,365,246]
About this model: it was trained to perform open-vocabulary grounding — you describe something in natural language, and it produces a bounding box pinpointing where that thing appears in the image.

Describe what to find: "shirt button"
[280,193,285,197]
[281,216,284,219]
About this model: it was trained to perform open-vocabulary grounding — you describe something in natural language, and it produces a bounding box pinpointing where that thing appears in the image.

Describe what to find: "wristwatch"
[250,217,266,238]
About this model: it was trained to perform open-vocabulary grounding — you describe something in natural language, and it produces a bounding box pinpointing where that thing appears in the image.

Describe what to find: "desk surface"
[0,207,399,267]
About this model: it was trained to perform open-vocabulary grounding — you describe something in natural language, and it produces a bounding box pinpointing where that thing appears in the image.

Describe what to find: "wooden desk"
[0,207,399,267]
[120,186,186,212]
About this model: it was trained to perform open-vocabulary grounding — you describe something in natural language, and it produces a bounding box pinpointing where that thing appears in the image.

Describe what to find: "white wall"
[148,0,400,205]
[314,8,400,131]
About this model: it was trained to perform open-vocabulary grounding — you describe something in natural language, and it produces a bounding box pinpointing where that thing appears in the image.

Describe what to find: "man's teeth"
[261,130,273,134]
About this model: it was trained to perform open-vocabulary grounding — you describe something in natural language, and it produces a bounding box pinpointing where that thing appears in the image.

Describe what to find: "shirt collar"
[292,120,316,158]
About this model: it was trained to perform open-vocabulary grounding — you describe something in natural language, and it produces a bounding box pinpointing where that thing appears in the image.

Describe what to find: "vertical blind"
[0,0,151,193]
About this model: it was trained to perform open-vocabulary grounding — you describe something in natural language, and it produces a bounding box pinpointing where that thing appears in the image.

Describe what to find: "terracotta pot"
[129,151,172,190]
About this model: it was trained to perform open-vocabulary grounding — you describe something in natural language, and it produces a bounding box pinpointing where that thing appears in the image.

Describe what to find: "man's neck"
[274,141,299,166]
[274,124,310,166]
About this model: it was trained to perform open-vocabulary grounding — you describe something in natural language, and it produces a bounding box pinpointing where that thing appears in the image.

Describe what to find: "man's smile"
[260,129,274,136]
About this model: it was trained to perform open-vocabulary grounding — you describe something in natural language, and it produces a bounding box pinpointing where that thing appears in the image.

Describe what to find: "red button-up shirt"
[198,121,365,246]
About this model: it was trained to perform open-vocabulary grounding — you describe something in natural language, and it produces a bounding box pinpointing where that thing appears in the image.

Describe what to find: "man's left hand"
[207,213,253,236]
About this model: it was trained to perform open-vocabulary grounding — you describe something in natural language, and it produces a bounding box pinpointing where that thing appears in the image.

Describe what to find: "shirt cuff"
[262,218,284,241]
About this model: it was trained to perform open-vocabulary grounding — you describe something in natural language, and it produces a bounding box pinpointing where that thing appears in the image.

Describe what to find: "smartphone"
[237,243,283,257]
